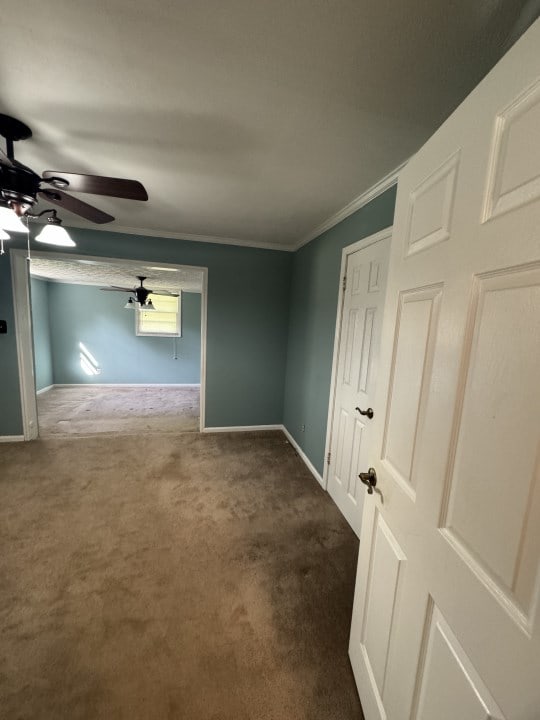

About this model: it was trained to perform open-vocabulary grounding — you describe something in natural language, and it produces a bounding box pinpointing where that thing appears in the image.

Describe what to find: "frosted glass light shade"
[35,223,75,247]
[0,229,10,240]
[0,206,26,232]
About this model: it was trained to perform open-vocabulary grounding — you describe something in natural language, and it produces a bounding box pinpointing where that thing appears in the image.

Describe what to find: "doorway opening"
[11,249,208,439]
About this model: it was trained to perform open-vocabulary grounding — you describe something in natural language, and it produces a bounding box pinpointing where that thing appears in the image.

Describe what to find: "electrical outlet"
[301,424,305,432]
[0,320,7,334]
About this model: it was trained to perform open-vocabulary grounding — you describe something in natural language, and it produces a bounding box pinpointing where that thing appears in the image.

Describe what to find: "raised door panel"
[404,152,459,256]
[346,418,365,504]
[351,263,365,296]
[334,408,351,489]
[357,307,376,394]
[343,308,360,386]
[357,512,406,706]
[483,79,540,221]
[381,285,442,499]
[441,264,540,629]
[368,260,381,293]
[412,606,505,720]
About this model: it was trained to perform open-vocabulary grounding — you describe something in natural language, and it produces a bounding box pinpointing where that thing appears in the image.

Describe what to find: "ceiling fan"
[0,113,148,234]
[101,275,179,309]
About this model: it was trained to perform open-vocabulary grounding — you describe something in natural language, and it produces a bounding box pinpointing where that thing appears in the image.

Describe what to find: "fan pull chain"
[0,237,4,255]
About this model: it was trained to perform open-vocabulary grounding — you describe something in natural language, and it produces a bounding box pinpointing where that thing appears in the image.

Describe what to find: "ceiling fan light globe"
[0,206,27,233]
[35,223,76,247]
[0,229,10,240]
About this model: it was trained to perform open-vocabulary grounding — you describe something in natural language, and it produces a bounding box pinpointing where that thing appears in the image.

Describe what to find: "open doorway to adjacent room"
[13,250,207,439]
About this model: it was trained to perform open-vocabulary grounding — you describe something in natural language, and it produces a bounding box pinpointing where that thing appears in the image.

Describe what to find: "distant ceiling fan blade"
[100,286,135,292]
[42,172,148,201]
[38,189,114,224]
[150,290,180,297]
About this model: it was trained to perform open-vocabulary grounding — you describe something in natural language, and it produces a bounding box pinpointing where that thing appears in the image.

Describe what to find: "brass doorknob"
[359,467,377,494]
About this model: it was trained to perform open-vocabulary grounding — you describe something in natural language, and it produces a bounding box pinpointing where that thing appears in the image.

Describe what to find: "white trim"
[41,164,407,255]
[36,384,54,395]
[281,425,324,488]
[0,435,25,443]
[62,219,292,253]
[10,252,39,440]
[202,424,282,433]
[322,248,349,491]
[322,227,393,490]
[51,383,201,388]
[199,269,208,432]
[294,161,406,251]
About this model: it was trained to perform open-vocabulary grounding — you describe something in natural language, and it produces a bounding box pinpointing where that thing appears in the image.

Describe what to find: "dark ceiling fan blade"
[38,189,114,224]
[42,172,148,201]
[100,286,135,292]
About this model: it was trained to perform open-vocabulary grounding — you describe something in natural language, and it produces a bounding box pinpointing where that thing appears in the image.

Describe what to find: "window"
[136,292,181,337]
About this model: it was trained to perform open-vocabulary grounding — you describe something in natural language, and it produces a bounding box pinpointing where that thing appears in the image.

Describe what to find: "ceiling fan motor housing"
[0,113,39,215]
[135,287,151,305]
[0,114,148,224]
[0,163,40,215]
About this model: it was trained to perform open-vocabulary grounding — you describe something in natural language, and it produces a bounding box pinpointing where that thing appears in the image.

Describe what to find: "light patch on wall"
[79,342,101,376]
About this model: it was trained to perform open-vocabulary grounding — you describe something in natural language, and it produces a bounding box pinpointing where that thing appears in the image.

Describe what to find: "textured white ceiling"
[30,254,203,293]
[0,1,534,248]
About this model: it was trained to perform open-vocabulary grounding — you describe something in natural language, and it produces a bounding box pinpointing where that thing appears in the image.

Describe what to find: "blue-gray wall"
[0,259,23,436]
[30,278,54,391]
[282,187,397,475]
[0,229,292,435]
[47,283,201,384]
[2,190,394,444]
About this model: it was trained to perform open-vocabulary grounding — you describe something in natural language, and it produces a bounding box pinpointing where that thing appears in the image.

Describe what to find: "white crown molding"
[52,160,409,255]
[61,220,293,253]
[293,159,408,251]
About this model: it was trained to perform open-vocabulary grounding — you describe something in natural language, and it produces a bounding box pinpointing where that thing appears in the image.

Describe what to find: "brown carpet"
[0,430,362,720]
[37,386,200,437]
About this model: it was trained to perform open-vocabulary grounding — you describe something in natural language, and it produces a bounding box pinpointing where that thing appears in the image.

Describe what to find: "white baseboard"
[36,384,54,395]
[281,425,324,488]
[0,435,25,443]
[52,383,201,388]
[202,424,282,433]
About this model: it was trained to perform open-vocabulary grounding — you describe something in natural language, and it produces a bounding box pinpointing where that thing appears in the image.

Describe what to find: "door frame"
[11,248,209,435]
[10,251,39,440]
[322,226,393,490]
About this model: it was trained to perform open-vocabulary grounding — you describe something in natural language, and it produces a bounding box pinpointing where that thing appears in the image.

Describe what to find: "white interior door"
[327,230,390,536]
[349,21,540,720]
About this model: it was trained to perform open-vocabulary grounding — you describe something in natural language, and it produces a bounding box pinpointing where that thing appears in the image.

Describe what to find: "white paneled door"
[327,230,391,536]
[350,20,540,720]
